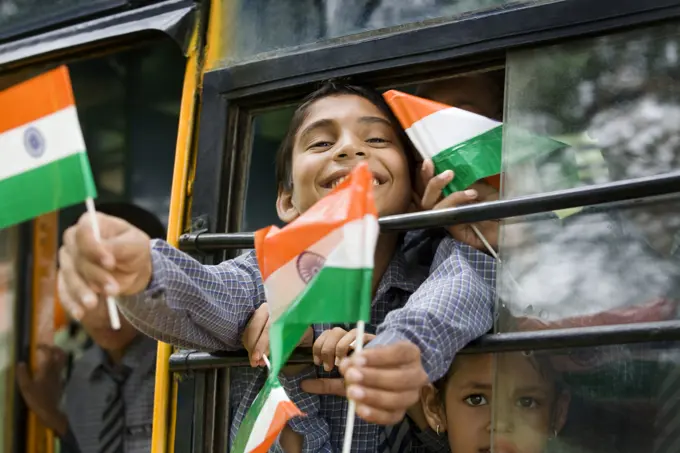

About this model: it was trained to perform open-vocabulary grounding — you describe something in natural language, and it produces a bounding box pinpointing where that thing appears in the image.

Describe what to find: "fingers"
[63,228,117,296]
[414,159,434,199]
[338,342,429,425]
[300,378,347,397]
[432,187,479,210]
[341,341,423,369]
[421,170,453,210]
[313,327,347,371]
[57,255,94,318]
[72,218,115,270]
[335,331,376,363]
[242,305,270,367]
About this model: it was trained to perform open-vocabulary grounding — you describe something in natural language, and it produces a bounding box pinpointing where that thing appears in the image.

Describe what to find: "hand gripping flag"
[384,89,502,194]
[0,66,97,229]
[232,162,379,453]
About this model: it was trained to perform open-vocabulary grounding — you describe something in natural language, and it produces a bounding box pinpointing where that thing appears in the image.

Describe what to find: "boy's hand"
[58,212,152,320]
[313,327,376,372]
[242,304,314,368]
[417,159,500,252]
[302,341,429,425]
[16,345,69,436]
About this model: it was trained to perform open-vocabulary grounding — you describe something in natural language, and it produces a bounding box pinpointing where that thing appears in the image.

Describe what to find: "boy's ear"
[553,391,572,434]
[421,384,447,434]
[276,188,300,223]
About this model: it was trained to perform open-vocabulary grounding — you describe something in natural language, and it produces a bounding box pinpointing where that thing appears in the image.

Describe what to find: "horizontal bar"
[179,170,680,251]
[168,320,680,371]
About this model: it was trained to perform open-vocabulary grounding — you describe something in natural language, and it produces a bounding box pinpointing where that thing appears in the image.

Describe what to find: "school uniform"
[61,335,156,453]
[117,230,496,452]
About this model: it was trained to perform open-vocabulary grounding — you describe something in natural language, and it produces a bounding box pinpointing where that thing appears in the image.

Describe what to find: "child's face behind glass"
[276,95,413,222]
[422,353,569,453]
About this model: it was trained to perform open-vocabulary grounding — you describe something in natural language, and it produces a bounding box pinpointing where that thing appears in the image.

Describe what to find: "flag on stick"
[232,163,379,453]
[0,66,97,229]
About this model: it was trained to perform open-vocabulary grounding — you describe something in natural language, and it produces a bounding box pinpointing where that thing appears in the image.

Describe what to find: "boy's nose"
[333,140,370,161]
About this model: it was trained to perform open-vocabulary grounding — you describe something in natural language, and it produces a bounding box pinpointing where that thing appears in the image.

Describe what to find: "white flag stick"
[85,197,121,330]
[471,224,523,292]
[341,320,365,453]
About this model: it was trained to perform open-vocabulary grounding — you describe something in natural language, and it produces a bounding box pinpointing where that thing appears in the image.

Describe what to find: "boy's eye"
[464,394,488,407]
[517,397,539,409]
[310,141,333,149]
[366,137,389,144]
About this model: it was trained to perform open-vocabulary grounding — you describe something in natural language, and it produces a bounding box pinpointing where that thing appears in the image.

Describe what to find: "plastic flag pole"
[85,197,121,330]
[470,225,523,292]
[342,320,365,453]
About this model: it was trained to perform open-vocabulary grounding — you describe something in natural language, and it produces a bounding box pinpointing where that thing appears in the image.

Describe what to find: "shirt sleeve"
[116,240,264,351]
[368,237,496,381]
[278,368,334,453]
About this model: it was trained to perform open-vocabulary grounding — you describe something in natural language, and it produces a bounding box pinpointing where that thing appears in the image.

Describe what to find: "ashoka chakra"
[296,251,326,283]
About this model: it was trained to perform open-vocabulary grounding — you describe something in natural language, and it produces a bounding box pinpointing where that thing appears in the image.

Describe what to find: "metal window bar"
[169,170,680,373]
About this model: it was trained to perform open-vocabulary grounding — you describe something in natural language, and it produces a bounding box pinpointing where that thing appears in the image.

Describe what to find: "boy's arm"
[116,239,264,351]
[368,237,496,381]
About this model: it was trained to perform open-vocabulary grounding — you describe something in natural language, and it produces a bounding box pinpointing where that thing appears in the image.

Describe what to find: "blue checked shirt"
[117,230,496,452]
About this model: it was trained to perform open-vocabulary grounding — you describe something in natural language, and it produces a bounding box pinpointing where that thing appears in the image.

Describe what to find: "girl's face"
[422,353,570,453]
[276,94,413,222]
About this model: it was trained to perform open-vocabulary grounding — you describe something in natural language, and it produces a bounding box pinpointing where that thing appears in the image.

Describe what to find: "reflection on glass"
[499,23,680,331]
[0,227,18,453]
[219,0,549,65]
[424,343,680,453]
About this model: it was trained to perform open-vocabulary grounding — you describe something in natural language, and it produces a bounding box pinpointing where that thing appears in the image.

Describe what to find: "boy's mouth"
[320,169,387,189]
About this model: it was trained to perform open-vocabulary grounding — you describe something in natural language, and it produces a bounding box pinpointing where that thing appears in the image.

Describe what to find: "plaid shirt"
[61,335,157,453]
[118,231,496,452]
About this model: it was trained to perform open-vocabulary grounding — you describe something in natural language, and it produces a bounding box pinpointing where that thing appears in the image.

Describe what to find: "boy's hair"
[275,81,417,192]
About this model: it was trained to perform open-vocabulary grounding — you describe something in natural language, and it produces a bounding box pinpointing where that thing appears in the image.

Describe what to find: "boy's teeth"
[329,176,380,188]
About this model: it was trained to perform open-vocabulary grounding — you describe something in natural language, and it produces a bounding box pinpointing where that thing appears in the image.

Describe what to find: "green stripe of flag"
[0,152,97,229]
[232,379,280,453]
[269,266,373,376]
[433,126,503,194]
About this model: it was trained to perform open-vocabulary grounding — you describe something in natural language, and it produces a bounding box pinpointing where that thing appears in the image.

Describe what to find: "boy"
[18,203,165,453]
[57,83,496,452]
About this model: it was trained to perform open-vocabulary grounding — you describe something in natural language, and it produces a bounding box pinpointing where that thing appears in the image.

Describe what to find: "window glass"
[57,37,185,232]
[218,0,553,66]
[498,23,680,333]
[0,227,18,453]
[0,0,122,39]
[434,343,680,453]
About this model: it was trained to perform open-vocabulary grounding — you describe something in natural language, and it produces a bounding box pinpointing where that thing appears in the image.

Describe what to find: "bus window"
[57,37,185,232]
[0,227,19,453]
[239,71,503,231]
[497,22,680,334]
[218,0,557,66]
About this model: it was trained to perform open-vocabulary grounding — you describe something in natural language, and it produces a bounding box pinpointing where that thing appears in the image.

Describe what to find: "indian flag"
[384,89,502,194]
[231,379,302,453]
[256,162,378,376]
[232,163,378,453]
[0,66,96,230]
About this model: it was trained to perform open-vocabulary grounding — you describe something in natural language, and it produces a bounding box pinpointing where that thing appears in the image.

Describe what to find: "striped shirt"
[62,335,157,453]
[118,230,496,452]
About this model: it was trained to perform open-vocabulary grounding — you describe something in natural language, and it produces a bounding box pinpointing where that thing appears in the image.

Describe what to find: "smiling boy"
[57,82,495,452]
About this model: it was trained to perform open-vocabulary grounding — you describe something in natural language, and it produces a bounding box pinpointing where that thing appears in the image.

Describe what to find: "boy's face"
[276,94,413,222]
[79,296,138,353]
[418,75,502,121]
[422,353,569,453]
